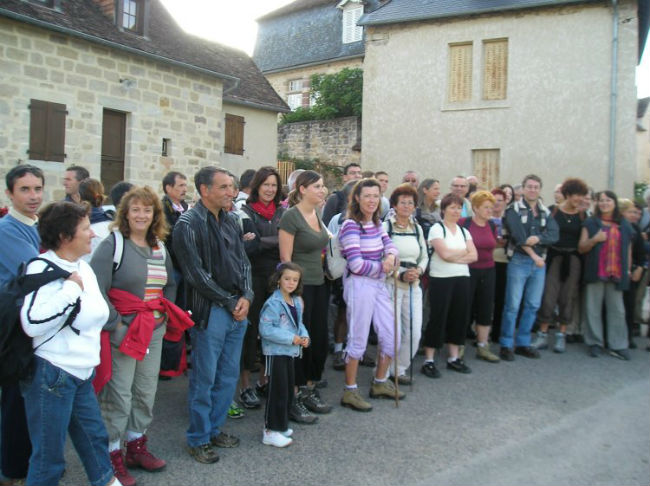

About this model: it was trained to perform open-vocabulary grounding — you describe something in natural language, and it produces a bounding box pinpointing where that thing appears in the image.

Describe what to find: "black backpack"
[0,257,81,386]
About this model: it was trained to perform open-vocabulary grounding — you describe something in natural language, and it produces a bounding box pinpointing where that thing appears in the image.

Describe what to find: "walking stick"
[393,270,399,408]
[409,280,414,391]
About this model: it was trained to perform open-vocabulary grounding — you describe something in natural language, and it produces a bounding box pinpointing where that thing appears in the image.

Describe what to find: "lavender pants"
[343,274,398,360]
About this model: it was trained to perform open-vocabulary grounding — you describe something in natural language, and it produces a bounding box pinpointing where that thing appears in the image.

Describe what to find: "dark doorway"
[101,109,126,202]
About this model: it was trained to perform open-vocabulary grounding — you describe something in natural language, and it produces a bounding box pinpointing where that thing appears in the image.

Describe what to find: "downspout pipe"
[608,0,619,190]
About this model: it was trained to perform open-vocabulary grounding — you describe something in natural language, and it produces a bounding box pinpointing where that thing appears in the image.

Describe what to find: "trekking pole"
[393,270,400,408]
[409,280,414,391]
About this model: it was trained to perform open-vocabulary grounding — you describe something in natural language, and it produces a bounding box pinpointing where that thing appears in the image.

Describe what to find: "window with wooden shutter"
[28,99,67,162]
[448,43,473,102]
[342,5,363,44]
[224,114,245,156]
[483,39,508,100]
[472,149,500,190]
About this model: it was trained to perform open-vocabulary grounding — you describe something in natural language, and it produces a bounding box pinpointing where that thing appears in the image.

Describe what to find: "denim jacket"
[259,289,309,357]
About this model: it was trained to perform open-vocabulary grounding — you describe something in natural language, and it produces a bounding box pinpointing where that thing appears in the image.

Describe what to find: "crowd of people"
[0,162,648,486]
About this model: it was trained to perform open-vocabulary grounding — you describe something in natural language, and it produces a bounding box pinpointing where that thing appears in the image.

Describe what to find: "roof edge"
[358,0,596,26]
[224,96,291,113]
[0,7,240,86]
[261,53,364,74]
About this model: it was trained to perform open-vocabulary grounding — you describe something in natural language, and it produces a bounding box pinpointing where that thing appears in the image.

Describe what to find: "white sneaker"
[262,430,293,448]
[281,428,293,437]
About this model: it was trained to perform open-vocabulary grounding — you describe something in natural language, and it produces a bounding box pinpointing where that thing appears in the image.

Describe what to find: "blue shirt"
[0,212,40,287]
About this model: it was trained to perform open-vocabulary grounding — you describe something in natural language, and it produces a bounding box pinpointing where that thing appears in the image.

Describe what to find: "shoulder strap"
[19,257,72,294]
[488,219,497,238]
[112,231,124,272]
[387,220,393,238]
[461,218,472,230]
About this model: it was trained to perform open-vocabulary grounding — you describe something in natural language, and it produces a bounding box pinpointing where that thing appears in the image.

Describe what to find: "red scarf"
[250,200,276,221]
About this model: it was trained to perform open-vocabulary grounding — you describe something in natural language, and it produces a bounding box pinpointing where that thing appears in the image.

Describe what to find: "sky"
[160,0,650,98]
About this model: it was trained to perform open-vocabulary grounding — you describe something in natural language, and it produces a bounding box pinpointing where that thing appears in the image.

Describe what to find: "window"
[448,43,473,102]
[342,5,363,44]
[28,99,67,162]
[483,39,508,100]
[121,0,143,33]
[472,149,500,189]
[224,114,245,155]
[287,93,303,111]
[288,79,304,92]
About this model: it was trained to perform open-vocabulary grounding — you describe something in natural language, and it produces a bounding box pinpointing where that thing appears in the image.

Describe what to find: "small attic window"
[342,4,363,44]
[121,0,144,34]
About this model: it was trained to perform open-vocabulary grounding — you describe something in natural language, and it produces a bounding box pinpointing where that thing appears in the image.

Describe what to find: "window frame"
[342,4,363,44]
[119,0,145,35]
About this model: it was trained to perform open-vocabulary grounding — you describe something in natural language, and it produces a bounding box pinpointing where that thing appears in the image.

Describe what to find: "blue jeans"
[499,252,547,348]
[20,357,113,486]
[187,305,247,447]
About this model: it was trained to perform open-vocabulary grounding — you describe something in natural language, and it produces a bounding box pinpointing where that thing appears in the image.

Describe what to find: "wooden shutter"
[483,39,508,100]
[225,114,245,156]
[472,149,500,189]
[28,99,66,162]
[342,6,362,44]
[448,43,473,102]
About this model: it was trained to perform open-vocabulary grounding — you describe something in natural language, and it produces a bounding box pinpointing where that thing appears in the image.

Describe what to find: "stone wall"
[277,116,361,166]
[0,17,279,206]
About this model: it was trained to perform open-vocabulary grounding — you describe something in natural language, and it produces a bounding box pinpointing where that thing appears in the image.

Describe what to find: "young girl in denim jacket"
[259,262,310,447]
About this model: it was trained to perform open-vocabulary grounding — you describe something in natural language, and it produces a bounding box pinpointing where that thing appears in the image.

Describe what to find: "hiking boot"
[476,344,500,363]
[289,400,318,424]
[397,374,413,386]
[446,359,472,374]
[341,388,373,412]
[332,350,346,371]
[360,350,375,367]
[210,432,240,448]
[227,401,244,419]
[588,345,602,357]
[369,379,405,400]
[514,346,540,359]
[302,388,332,414]
[239,387,261,409]
[553,333,566,353]
[609,348,631,361]
[109,450,136,486]
[125,435,166,471]
[532,332,549,350]
[187,443,219,464]
[421,361,441,378]
[315,378,328,389]
[262,430,293,448]
[499,347,515,361]
[255,381,268,398]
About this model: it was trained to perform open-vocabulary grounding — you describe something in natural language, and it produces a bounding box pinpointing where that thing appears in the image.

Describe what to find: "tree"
[281,68,363,123]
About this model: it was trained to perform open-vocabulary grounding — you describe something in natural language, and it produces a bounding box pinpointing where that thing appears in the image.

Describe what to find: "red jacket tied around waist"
[108,287,194,360]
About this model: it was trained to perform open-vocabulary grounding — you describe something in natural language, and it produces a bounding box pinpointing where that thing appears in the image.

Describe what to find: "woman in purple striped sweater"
[338,178,403,412]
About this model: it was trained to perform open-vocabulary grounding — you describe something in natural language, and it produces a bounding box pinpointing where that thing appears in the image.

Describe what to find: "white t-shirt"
[428,222,472,278]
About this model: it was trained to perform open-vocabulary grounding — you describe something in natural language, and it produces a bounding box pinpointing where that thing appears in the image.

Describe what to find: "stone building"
[0,0,288,205]
[638,97,650,183]
[359,0,649,200]
[254,0,383,112]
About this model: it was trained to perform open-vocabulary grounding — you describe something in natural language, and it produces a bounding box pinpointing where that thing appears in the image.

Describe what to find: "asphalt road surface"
[55,337,649,486]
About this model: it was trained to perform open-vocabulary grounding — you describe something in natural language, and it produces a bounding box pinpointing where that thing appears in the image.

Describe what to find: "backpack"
[325,214,347,280]
[111,230,166,271]
[460,217,497,238]
[0,258,81,386]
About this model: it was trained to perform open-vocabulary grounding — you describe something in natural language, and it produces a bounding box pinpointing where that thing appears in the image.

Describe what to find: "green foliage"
[280,68,363,124]
[634,181,648,204]
[278,156,343,189]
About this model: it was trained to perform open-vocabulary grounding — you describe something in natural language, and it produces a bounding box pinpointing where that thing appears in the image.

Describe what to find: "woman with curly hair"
[91,186,183,486]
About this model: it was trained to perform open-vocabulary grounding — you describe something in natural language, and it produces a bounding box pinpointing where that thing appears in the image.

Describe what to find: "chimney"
[91,0,116,21]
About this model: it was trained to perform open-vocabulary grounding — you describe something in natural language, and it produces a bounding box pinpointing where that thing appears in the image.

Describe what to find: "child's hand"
[300,337,310,348]
[292,335,302,345]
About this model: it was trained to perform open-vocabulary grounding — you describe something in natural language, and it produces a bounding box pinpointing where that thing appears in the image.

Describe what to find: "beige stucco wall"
[221,102,279,176]
[361,2,639,201]
[264,57,363,107]
[0,17,280,206]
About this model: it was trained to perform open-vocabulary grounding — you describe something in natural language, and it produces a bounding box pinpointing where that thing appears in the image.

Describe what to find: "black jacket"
[162,195,188,268]
[241,204,285,276]
[173,200,253,329]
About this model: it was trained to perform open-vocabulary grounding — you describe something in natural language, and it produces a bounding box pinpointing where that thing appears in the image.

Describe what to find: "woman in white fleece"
[20,201,121,486]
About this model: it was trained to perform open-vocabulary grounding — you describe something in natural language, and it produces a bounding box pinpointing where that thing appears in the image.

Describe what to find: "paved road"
[59,339,649,486]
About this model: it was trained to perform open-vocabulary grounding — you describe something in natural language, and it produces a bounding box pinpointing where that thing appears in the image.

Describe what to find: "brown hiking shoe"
[476,344,500,363]
[341,388,373,412]
[369,379,405,400]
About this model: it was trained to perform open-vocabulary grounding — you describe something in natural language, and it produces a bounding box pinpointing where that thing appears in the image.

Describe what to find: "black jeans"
[1,383,31,479]
[424,276,471,348]
[294,283,329,385]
